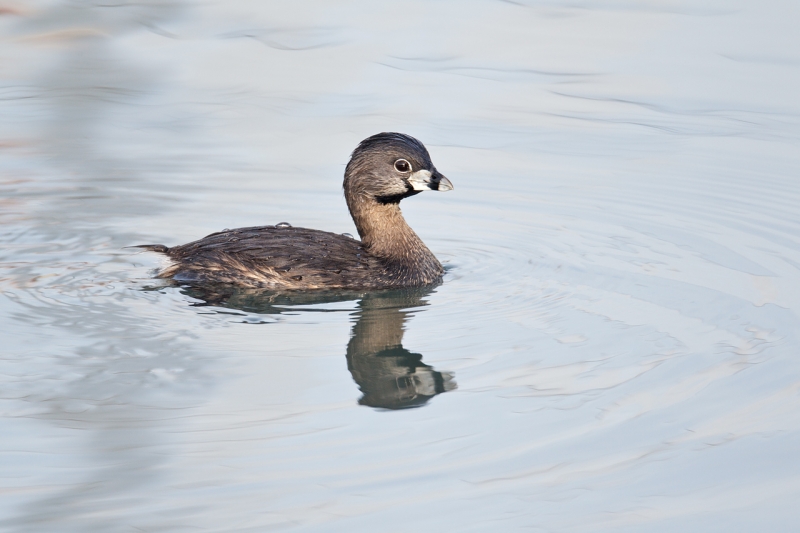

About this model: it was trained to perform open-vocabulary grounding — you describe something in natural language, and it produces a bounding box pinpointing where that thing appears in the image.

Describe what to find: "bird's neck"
[347,194,437,268]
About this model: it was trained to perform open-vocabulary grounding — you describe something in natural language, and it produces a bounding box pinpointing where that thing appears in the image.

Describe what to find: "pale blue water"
[2,1,800,531]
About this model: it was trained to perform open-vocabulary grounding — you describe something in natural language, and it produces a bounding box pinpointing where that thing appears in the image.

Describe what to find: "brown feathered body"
[155,223,442,290]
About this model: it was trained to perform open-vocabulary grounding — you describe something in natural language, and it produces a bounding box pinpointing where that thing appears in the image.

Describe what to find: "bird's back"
[154,225,394,289]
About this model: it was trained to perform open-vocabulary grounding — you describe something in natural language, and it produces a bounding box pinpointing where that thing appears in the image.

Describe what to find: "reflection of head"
[345,288,456,410]
[348,345,455,410]
[178,284,456,409]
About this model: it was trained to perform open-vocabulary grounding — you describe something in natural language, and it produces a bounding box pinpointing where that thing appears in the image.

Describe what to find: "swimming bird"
[136,133,453,289]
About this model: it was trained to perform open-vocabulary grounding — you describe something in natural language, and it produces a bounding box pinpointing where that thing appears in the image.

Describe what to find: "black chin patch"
[376,189,421,204]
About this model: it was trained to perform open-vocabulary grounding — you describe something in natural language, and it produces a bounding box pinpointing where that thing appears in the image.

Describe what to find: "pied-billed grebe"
[137,132,453,289]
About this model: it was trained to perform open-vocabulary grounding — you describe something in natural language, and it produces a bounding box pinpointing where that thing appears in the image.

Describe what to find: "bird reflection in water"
[180,285,456,409]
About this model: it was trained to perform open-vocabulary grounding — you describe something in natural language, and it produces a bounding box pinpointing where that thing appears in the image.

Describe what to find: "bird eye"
[394,159,411,172]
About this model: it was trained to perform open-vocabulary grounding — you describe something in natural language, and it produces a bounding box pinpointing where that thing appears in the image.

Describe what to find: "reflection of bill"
[179,285,457,410]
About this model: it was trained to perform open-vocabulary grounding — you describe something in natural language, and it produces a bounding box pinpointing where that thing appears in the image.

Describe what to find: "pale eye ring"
[394,159,411,172]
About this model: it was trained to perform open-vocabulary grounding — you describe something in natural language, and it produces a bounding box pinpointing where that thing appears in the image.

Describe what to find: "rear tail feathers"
[126,244,170,254]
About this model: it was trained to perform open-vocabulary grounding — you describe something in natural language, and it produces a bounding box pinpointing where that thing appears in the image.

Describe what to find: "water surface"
[2,1,800,531]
